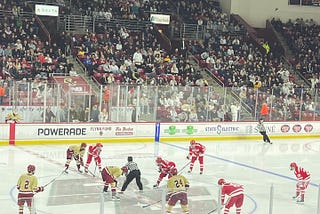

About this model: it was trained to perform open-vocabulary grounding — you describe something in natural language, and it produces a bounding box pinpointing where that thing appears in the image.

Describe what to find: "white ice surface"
[1,138,319,214]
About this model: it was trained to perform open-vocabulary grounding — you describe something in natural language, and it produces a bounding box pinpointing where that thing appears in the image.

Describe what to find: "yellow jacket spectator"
[5,111,21,123]
[262,42,270,54]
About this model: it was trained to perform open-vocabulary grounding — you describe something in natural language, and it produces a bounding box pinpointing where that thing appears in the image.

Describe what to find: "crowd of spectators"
[271,18,320,82]
[0,0,319,122]
[0,1,78,106]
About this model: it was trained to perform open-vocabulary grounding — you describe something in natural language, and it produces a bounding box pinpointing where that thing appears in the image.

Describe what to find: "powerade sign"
[38,128,86,136]
[205,125,240,135]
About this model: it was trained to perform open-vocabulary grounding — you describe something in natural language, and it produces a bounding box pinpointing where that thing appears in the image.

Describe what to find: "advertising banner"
[35,4,59,17]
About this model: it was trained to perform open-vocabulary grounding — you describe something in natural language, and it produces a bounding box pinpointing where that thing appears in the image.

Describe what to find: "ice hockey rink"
[1,138,319,214]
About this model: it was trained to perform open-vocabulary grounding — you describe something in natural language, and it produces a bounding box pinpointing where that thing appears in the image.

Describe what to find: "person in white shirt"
[133,49,144,66]
[230,103,240,121]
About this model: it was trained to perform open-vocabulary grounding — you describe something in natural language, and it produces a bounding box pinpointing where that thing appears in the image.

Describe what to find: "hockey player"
[121,156,143,192]
[154,157,176,188]
[64,142,87,173]
[187,139,206,174]
[290,162,311,203]
[256,118,272,144]
[166,167,190,214]
[101,165,127,200]
[17,165,44,214]
[84,143,103,173]
[218,178,244,214]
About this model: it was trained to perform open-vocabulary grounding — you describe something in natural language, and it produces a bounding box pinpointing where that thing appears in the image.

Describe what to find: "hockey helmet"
[190,139,196,145]
[27,164,36,174]
[170,167,178,176]
[121,166,128,173]
[290,162,297,170]
[96,143,103,148]
[127,156,133,162]
[156,157,162,164]
[218,178,225,185]
[81,142,87,148]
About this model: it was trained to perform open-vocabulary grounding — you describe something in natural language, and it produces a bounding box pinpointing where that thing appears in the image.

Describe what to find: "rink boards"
[0,121,319,145]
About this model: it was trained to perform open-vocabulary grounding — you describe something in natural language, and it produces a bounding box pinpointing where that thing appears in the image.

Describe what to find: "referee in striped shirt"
[121,156,143,191]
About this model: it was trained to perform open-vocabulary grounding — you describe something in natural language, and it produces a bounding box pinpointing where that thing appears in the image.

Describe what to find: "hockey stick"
[178,161,191,175]
[142,199,162,208]
[43,170,65,187]
[206,208,218,214]
[94,163,97,175]
[86,168,96,177]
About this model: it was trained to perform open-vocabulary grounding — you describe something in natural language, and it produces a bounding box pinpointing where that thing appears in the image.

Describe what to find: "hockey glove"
[35,186,44,192]
[166,193,172,201]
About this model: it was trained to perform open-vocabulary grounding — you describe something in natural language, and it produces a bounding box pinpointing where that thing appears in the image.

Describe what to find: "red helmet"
[81,142,87,148]
[27,165,36,173]
[290,162,297,169]
[121,166,128,173]
[170,167,178,176]
[218,178,225,185]
[96,143,103,148]
[190,140,196,145]
[156,157,162,164]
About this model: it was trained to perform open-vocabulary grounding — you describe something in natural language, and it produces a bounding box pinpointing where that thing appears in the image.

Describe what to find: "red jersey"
[188,143,206,157]
[294,166,311,181]
[221,182,244,204]
[88,145,102,158]
[158,159,176,174]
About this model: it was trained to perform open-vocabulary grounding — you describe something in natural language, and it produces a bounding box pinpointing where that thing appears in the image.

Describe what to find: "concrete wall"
[219,0,320,28]
[219,0,232,16]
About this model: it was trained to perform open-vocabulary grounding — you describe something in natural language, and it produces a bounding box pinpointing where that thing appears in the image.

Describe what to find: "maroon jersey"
[221,182,244,204]
[294,166,311,181]
[188,142,206,157]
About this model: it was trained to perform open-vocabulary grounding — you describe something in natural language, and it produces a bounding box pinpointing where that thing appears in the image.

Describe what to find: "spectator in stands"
[57,104,68,123]
[69,105,78,122]
[230,103,240,122]
[41,106,56,123]
[90,104,100,122]
[260,103,269,120]
[133,48,144,68]
[99,108,109,122]
[0,83,4,105]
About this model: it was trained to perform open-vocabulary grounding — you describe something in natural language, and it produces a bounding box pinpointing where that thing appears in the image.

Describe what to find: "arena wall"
[223,0,320,27]
[0,121,319,145]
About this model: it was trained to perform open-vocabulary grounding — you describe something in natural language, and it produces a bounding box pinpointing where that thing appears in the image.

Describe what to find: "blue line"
[161,142,318,187]
[160,142,318,214]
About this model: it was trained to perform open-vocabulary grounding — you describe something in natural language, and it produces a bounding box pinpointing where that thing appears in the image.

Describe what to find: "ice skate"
[112,195,120,200]
[296,198,304,203]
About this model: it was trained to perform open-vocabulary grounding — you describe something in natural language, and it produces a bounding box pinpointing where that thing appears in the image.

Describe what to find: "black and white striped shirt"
[256,122,266,132]
[126,162,140,171]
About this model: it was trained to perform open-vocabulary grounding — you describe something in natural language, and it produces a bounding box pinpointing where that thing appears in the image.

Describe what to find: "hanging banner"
[150,14,170,25]
[35,4,59,17]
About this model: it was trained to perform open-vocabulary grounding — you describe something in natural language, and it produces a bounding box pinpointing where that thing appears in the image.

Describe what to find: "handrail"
[75,57,87,75]
[231,14,266,54]
[281,56,311,87]
[35,15,51,44]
